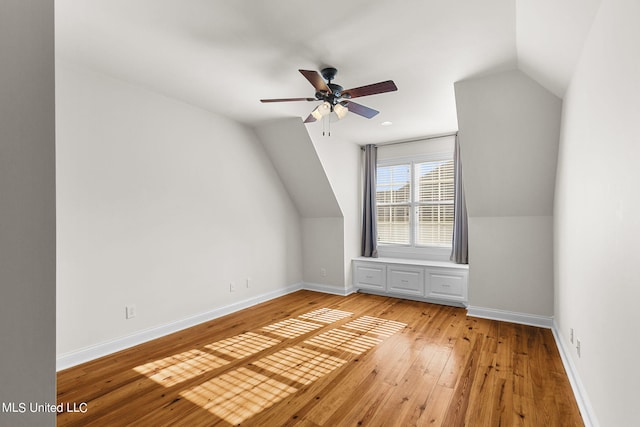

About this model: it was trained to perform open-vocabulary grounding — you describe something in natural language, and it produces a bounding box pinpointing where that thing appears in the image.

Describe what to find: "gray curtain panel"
[362,144,378,257]
[450,134,469,264]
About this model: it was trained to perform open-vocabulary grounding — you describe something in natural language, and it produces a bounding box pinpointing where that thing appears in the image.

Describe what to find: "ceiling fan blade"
[299,69,331,93]
[342,101,379,119]
[342,80,397,99]
[303,113,317,123]
[260,97,316,103]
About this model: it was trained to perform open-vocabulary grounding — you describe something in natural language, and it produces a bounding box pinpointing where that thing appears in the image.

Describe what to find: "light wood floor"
[57,291,583,426]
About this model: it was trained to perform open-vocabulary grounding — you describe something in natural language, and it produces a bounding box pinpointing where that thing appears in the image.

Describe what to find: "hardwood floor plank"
[441,332,483,426]
[370,343,443,426]
[417,384,455,426]
[57,290,584,426]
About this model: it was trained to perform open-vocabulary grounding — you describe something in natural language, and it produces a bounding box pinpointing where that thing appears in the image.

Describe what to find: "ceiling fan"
[260,67,397,124]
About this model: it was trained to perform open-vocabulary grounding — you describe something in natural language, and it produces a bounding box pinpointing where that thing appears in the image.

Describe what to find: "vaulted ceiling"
[55,0,601,145]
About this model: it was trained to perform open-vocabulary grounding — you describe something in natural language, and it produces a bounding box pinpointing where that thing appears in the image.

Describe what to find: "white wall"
[0,1,56,425]
[302,217,345,287]
[468,215,553,315]
[455,69,561,317]
[254,119,347,291]
[56,61,303,357]
[554,0,640,424]
[310,134,362,288]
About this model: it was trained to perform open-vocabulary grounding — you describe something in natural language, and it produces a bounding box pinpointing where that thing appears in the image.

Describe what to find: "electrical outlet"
[576,339,581,358]
[320,268,327,277]
[570,328,574,344]
[229,282,236,292]
[246,278,251,288]
[126,305,136,319]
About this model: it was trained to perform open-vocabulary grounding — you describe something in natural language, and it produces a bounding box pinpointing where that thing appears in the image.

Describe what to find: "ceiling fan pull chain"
[322,115,331,137]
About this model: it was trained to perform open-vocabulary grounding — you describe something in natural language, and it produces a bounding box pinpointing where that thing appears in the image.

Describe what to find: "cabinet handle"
[366,275,373,279]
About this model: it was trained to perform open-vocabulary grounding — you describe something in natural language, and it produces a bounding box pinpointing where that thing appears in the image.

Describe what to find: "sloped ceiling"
[55,1,599,145]
[516,0,602,98]
[254,118,342,218]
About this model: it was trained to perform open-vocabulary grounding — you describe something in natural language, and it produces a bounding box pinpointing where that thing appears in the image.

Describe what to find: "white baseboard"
[302,282,356,296]
[551,321,599,427]
[466,306,553,328]
[56,283,303,371]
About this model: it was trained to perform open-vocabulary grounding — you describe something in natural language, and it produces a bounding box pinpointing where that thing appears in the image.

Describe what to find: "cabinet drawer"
[426,269,467,301]
[387,266,424,296]
[354,263,386,290]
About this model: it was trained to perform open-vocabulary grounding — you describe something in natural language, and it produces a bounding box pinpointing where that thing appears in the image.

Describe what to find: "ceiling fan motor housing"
[320,67,338,82]
[315,84,344,106]
[329,84,343,105]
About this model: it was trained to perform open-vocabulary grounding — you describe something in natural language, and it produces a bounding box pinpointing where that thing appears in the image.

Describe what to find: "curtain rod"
[361,131,458,149]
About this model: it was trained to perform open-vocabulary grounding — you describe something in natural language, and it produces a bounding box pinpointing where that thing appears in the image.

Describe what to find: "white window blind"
[376,164,410,244]
[376,158,454,248]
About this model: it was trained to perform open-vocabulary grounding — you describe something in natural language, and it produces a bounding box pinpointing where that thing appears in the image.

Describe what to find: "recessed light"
[381,121,393,126]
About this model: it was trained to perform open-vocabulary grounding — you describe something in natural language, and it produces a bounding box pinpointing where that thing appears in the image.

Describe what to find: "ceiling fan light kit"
[260,67,397,135]
[310,101,332,121]
[333,103,348,120]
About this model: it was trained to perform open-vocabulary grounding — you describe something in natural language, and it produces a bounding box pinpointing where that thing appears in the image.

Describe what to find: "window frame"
[376,151,454,260]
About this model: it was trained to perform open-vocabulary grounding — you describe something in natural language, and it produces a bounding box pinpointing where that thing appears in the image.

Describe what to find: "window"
[376,156,454,249]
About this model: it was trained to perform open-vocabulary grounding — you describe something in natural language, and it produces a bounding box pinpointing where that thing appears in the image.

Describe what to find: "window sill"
[353,256,468,270]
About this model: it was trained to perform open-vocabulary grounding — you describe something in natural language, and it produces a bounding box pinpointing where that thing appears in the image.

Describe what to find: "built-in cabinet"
[387,265,424,297]
[353,257,468,306]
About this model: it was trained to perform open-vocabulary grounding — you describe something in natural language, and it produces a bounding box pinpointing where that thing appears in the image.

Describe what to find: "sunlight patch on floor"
[252,346,347,385]
[133,349,230,387]
[299,308,353,323]
[304,328,382,354]
[343,316,407,337]
[205,332,280,359]
[261,318,323,339]
[180,367,297,425]
[132,310,406,423]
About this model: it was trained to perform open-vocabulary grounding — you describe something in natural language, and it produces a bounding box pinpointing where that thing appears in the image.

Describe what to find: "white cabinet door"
[387,265,424,297]
[354,262,386,291]
[425,267,468,302]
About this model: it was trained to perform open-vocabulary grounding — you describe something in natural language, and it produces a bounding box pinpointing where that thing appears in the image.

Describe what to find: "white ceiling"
[516,0,602,98]
[55,0,600,145]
